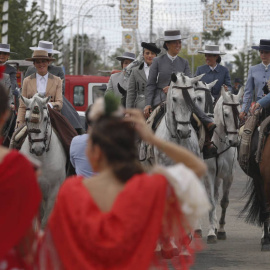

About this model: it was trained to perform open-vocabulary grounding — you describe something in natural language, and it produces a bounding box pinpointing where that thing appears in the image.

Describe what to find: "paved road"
[189,164,270,270]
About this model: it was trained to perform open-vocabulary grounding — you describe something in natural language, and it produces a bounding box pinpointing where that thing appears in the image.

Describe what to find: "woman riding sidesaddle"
[14,50,77,154]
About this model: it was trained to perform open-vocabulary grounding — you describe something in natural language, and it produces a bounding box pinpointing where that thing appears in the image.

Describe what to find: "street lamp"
[75,2,115,75]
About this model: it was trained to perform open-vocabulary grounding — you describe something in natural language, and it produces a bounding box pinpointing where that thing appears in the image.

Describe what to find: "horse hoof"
[261,238,270,251]
[194,229,202,238]
[207,235,217,244]
[217,231,227,240]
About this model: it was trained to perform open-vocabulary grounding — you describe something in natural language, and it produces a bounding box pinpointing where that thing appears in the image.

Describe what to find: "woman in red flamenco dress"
[38,93,210,270]
[0,77,42,270]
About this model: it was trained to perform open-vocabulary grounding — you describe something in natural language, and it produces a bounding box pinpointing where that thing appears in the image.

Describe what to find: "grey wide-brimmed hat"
[252,39,270,51]
[30,41,60,54]
[25,50,55,62]
[116,52,136,61]
[198,45,226,55]
[164,30,187,41]
[0,43,15,54]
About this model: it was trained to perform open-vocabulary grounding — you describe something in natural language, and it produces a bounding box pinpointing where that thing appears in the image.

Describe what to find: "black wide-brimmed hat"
[141,42,161,55]
[252,39,270,51]
[115,52,136,61]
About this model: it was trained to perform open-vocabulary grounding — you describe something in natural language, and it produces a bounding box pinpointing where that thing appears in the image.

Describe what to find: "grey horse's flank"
[20,93,66,227]
[154,72,204,165]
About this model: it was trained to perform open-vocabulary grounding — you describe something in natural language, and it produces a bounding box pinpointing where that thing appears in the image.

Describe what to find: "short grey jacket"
[1,74,12,104]
[105,71,130,97]
[4,64,17,91]
[126,62,147,110]
[241,63,270,112]
[25,65,65,94]
[146,54,191,107]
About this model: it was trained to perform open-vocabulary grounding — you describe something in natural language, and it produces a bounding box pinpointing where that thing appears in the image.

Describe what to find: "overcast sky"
[28,0,270,58]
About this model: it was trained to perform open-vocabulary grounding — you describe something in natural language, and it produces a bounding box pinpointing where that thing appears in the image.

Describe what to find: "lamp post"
[75,2,115,75]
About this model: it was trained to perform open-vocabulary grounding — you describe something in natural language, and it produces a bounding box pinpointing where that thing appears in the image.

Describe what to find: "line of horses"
[18,72,269,251]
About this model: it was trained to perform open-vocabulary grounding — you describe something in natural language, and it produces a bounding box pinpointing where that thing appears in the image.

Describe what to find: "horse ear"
[207,79,218,89]
[220,86,228,101]
[42,96,51,105]
[191,73,205,84]
[236,86,244,100]
[171,73,177,83]
[20,96,31,107]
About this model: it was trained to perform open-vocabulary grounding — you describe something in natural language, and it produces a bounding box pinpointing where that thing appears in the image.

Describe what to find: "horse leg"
[217,176,233,240]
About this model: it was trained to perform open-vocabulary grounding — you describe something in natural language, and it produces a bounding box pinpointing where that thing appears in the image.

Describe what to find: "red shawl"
[48,174,168,270]
[0,151,41,259]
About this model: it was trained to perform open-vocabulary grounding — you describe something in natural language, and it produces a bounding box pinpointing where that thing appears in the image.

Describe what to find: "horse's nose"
[178,129,191,139]
[229,140,238,147]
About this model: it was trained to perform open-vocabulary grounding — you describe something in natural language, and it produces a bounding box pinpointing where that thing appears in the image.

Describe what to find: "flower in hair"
[89,91,124,121]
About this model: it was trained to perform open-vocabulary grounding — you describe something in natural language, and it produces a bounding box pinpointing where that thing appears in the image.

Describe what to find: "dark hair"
[90,116,144,183]
[163,42,169,50]
[216,55,221,64]
[0,83,9,117]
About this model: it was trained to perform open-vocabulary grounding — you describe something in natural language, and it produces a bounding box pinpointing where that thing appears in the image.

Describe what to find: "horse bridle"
[222,102,240,135]
[25,106,52,154]
[194,87,214,118]
[171,85,194,125]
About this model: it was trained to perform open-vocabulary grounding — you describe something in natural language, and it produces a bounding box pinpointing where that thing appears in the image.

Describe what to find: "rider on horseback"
[144,30,217,159]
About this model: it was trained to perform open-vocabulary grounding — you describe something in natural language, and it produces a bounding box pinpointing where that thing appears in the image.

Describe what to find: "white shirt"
[209,65,217,71]
[262,62,270,71]
[144,62,150,79]
[167,52,177,62]
[36,73,48,95]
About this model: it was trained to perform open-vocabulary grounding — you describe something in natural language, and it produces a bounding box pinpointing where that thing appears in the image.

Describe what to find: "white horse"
[195,86,243,243]
[20,94,66,227]
[154,72,204,165]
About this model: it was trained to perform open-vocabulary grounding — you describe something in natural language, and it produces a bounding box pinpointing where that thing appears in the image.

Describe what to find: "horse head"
[21,93,51,156]
[194,79,217,118]
[215,86,243,147]
[166,72,204,139]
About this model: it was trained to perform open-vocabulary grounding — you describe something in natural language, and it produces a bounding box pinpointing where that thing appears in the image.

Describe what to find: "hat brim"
[25,56,55,62]
[198,50,226,55]
[29,46,60,54]
[251,45,270,51]
[141,42,161,54]
[164,37,188,41]
[115,56,135,61]
[0,49,16,54]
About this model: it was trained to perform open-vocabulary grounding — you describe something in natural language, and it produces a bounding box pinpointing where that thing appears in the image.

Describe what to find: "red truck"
[64,75,110,113]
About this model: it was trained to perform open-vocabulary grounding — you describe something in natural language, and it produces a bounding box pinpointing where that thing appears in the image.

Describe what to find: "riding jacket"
[241,63,270,112]
[195,64,232,101]
[17,73,62,128]
[146,54,191,108]
[106,71,130,97]
[126,62,148,110]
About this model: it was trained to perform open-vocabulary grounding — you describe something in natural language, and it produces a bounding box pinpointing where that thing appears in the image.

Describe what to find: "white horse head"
[214,86,244,147]
[166,72,204,139]
[21,93,51,156]
[194,79,217,118]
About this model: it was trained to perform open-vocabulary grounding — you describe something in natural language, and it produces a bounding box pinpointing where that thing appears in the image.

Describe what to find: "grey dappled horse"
[195,85,243,243]
[154,72,204,165]
[20,94,66,227]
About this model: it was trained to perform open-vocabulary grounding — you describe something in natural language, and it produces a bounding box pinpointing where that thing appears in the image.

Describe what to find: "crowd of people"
[1,28,270,269]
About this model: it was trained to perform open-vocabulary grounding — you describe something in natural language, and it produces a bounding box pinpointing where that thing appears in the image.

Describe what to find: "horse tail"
[240,172,265,226]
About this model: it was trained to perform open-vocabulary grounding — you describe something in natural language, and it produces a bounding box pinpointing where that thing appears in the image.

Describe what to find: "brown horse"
[241,124,270,251]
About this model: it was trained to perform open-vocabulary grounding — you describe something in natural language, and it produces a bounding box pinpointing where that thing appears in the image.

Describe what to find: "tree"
[202,27,232,50]
[231,50,261,82]
[179,47,205,75]
[108,47,125,69]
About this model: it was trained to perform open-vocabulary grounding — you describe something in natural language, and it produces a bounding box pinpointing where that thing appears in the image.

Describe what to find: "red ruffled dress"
[0,151,42,270]
[38,164,210,270]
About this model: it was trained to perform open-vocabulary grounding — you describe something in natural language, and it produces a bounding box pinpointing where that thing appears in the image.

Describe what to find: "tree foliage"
[202,27,232,50]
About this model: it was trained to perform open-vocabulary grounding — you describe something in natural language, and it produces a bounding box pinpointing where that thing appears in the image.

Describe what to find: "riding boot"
[202,123,217,159]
